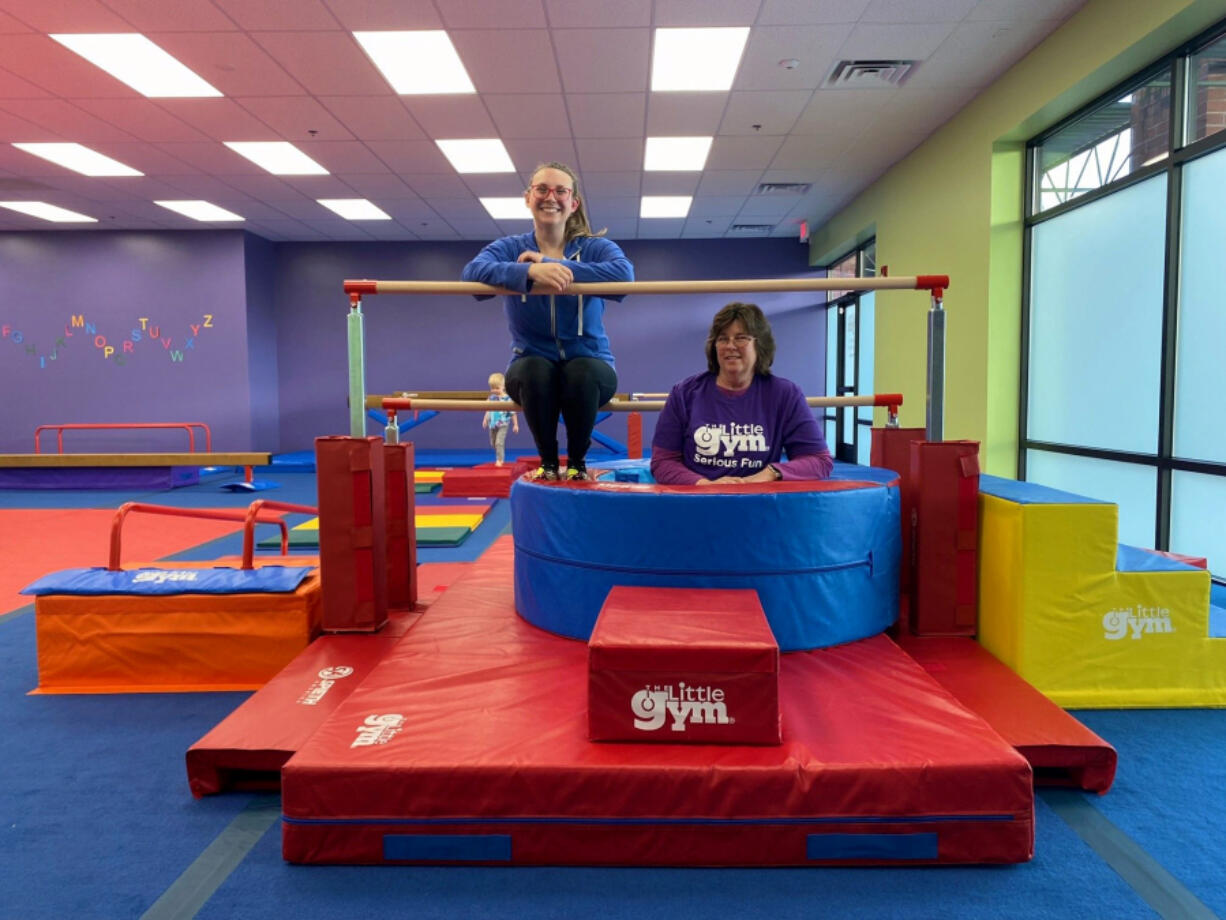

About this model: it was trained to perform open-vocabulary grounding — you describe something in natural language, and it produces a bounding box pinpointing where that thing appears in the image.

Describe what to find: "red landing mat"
[898,636,1117,793]
[282,538,1034,866]
[187,631,408,797]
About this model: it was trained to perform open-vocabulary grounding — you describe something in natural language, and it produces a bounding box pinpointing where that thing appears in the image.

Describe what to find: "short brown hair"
[705,302,775,376]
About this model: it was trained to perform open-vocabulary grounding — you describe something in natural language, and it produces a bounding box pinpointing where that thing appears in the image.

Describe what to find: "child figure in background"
[482,372,519,467]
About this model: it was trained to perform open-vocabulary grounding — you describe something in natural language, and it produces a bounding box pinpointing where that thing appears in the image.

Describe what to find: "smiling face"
[714,319,758,386]
[525,166,579,229]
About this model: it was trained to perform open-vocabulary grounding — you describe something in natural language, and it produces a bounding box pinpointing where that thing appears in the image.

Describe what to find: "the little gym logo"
[350,714,405,748]
[630,682,731,732]
[296,665,355,706]
[1102,605,1174,640]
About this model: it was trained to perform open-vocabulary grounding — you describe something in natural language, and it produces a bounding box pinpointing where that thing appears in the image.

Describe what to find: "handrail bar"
[344,276,948,297]
[108,501,315,571]
[367,393,903,413]
[36,422,213,454]
[241,500,320,569]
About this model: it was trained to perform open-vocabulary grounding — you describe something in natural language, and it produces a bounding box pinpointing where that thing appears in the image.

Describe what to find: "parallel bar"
[0,452,270,468]
[368,394,902,412]
[344,276,948,297]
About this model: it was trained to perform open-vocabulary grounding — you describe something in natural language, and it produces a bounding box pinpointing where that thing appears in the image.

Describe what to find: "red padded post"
[870,426,925,606]
[909,440,980,636]
[383,442,417,610]
[315,436,388,632]
[627,412,643,460]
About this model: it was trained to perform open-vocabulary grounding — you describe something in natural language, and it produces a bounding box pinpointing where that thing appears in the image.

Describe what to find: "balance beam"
[0,452,271,468]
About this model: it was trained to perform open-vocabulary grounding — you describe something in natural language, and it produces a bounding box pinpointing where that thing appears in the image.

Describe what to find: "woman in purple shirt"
[651,302,834,485]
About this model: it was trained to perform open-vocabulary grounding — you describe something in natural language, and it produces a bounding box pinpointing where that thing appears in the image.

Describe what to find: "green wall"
[809,0,1226,475]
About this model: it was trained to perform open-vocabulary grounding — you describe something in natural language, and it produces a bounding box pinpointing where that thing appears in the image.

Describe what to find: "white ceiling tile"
[2,99,138,142]
[696,169,762,195]
[96,142,200,175]
[155,99,281,142]
[364,140,454,174]
[318,96,426,141]
[861,0,978,23]
[836,21,957,60]
[418,196,490,220]
[301,217,378,239]
[395,173,471,197]
[636,218,685,238]
[736,195,796,218]
[575,137,643,171]
[402,96,498,138]
[683,215,733,236]
[297,140,391,173]
[756,0,871,25]
[967,0,1084,21]
[769,133,852,170]
[264,196,337,218]
[237,97,355,141]
[0,0,129,30]
[0,106,61,142]
[719,91,812,135]
[156,141,267,174]
[322,0,442,30]
[585,196,640,219]
[100,0,240,30]
[72,99,208,143]
[379,198,444,221]
[485,94,569,139]
[653,0,762,27]
[0,35,136,98]
[448,217,504,238]
[641,172,701,195]
[688,196,747,217]
[162,173,257,197]
[439,0,547,28]
[544,0,651,27]
[151,32,307,97]
[734,25,851,92]
[460,173,529,196]
[791,87,898,136]
[280,174,363,197]
[567,93,646,138]
[333,173,415,198]
[503,137,579,175]
[211,0,341,30]
[252,31,389,95]
[907,18,1063,90]
[707,134,784,170]
[453,31,563,95]
[554,29,650,93]
[646,93,728,136]
[412,220,460,240]
[0,66,52,97]
[578,171,640,196]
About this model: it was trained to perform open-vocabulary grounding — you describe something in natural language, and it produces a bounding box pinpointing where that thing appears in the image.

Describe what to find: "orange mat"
[0,508,262,617]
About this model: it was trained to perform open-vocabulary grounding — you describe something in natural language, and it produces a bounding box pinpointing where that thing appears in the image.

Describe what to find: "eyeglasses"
[529,184,574,200]
[715,334,755,347]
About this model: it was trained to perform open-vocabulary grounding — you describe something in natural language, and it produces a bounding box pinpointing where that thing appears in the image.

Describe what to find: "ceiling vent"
[822,59,917,89]
[730,223,774,235]
[754,182,811,195]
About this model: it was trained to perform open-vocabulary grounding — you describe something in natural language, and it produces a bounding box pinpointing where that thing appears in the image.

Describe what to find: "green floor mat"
[415,483,441,494]
[260,524,472,549]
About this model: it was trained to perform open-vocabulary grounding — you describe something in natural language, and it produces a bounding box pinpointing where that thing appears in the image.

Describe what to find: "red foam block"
[441,467,513,498]
[588,586,780,744]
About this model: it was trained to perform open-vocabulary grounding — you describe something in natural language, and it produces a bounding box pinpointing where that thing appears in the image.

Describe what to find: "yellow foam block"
[978,493,1221,708]
[414,513,483,529]
[414,470,446,482]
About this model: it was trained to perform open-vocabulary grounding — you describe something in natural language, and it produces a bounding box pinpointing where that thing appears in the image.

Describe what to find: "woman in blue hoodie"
[462,162,634,481]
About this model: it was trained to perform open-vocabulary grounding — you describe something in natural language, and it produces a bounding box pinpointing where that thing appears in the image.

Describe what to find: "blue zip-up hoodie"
[461,231,634,368]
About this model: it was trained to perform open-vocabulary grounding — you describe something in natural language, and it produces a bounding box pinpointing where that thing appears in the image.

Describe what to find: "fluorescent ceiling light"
[0,201,97,222]
[436,139,515,174]
[50,33,221,98]
[317,199,392,220]
[155,200,244,222]
[480,197,531,220]
[640,196,692,218]
[645,136,713,171]
[12,142,142,177]
[354,31,475,94]
[652,27,750,91]
[224,142,328,175]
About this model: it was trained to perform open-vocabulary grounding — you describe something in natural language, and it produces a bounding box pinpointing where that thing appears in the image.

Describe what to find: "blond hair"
[488,372,506,389]
[530,162,606,244]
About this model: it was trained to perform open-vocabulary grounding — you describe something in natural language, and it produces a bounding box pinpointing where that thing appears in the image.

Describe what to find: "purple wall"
[0,231,254,455]
[273,238,827,453]
[0,231,827,458]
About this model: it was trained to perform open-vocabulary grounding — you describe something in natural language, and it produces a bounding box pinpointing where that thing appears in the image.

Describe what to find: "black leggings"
[505,356,617,469]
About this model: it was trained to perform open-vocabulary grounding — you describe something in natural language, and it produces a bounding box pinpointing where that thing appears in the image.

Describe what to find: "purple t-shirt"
[651,372,830,481]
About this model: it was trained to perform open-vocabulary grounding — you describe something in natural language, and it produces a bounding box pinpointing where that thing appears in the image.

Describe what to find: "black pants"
[505,356,617,469]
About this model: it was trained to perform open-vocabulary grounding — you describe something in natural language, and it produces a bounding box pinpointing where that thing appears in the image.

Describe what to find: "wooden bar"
[0,452,271,468]
[366,394,899,412]
[345,276,948,297]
